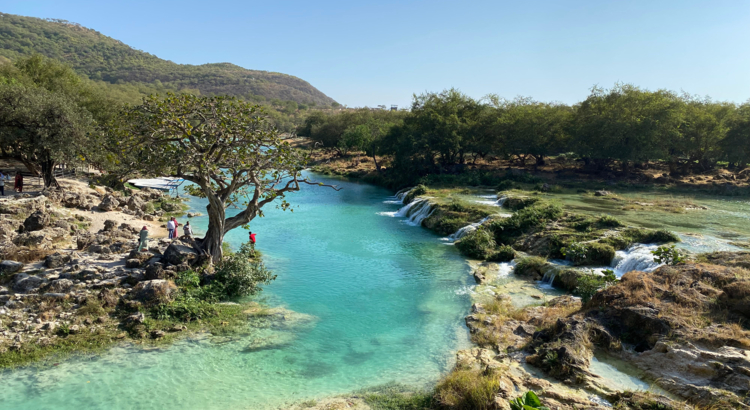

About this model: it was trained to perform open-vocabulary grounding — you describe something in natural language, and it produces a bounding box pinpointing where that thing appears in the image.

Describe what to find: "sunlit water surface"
[0,174,473,410]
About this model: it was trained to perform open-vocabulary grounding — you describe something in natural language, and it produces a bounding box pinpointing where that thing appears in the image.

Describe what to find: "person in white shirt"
[183,221,193,239]
[166,219,175,239]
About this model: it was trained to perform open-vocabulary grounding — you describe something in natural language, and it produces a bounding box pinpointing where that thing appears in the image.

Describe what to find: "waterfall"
[497,195,508,208]
[395,187,413,204]
[448,216,493,241]
[538,271,557,289]
[497,261,516,277]
[611,244,662,278]
[397,198,436,226]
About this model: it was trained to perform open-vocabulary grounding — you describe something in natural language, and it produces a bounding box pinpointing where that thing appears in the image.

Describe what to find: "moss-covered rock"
[514,256,548,279]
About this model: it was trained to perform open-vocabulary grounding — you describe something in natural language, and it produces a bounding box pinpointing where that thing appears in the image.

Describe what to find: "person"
[166,218,175,239]
[183,221,193,239]
[14,171,23,193]
[172,217,180,239]
[137,226,149,252]
[0,171,5,196]
[249,231,256,247]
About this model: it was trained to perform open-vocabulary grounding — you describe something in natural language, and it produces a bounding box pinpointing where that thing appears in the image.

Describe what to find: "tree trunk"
[40,159,60,188]
[372,154,381,173]
[201,196,227,263]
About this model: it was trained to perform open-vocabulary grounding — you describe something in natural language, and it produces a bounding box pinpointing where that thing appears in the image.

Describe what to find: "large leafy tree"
[110,93,337,262]
[721,102,750,168]
[497,97,572,166]
[0,83,92,187]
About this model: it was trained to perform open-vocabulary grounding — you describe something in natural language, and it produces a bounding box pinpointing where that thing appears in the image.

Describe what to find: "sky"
[3,0,750,107]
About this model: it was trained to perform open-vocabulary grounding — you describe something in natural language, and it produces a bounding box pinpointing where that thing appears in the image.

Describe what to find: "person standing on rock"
[14,171,23,193]
[138,226,149,251]
[166,218,175,239]
[183,221,193,239]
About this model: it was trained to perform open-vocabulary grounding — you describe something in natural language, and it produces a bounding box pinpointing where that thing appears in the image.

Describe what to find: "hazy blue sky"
[4,0,749,107]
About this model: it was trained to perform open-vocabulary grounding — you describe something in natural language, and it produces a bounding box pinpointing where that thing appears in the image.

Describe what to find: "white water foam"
[448,216,493,241]
[611,243,662,277]
[497,261,516,277]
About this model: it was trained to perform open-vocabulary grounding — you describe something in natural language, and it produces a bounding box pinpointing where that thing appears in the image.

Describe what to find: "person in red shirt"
[249,231,256,246]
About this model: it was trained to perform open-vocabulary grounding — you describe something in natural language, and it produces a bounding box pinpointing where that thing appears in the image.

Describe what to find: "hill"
[0,12,336,106]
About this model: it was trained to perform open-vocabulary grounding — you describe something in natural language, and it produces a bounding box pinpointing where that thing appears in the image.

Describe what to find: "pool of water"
[0,174,473,410]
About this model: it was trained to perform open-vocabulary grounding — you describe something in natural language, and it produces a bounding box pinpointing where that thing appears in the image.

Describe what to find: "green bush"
[514,256,548,277]
[503,196,541,211]
[154,297,219,322]
[213,243,277,298]
[456,228,497,260]
[489,245,515,262]
[651,245,685,265]
[576,269,617,303]
[174,269,200,289]
[490,204,563,244]
[143,202,155,214]
[597,215,623,228]
[562,242,615,266]
[404,184,427,203]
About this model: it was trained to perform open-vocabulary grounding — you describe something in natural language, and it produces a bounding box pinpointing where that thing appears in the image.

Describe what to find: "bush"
[562,242,615,266]
[456,228,497,260]
[514,256,547,277]
[623,228,679,244]
[576,269,617,303]
[154,297,219,322]
[496,180,516,191]
[435,368,500,410]
[489,245,515,262]
[651,245,685,265]
[597,215,623,228]
[143,202,155,214]
[490,204,563,244]
[213,243,277,298]
[404,184,427,203]
[503,196,541,211]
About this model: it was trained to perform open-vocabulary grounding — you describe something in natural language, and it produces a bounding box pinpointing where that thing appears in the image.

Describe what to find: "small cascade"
[497,260,516,277]
[538,270,557,289]
[395,187,414,204]
[496,195,508,208]
[449,216,492,241]
[400,198,436,226]
[611,243,662,278]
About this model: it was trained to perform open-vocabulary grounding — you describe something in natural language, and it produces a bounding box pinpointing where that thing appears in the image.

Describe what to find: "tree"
[0,84,92,187]
[109,93,338,262]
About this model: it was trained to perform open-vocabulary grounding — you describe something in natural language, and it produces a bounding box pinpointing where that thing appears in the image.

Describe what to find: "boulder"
[44,252,71,269]
[125,259,142,269]
[594,190,611,196]
[13,231,46,246]
[98,195,120,212]
[88,244,112,254]
[103,220,117,232]
[0,260,23,274]
[160,201,179,212]
[47,278,74,293]
[23,211,50,231]
[13,273,46,293]
[162,242,198,266]
[144,262,166,280]
[126,195,144,212]
[134,280,176,303]
[187,212,203,218]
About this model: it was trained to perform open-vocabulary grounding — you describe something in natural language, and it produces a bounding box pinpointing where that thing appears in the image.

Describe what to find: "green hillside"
[0,12,336,106]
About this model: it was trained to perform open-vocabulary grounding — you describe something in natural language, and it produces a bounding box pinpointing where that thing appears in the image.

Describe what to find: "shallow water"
[0,174,473,410]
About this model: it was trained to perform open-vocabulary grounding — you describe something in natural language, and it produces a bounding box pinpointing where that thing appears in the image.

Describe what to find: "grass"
[514,256,548,277]
[358,383,435,410]
[434,367,501,410]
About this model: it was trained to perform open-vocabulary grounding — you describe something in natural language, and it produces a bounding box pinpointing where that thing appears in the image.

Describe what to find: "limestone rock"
[13,273,46,293]
[48,279,74,293]
[13,231,45,246]
[98,195,120,212]
[23,211,50,231]
[144,262,165,280]
[594,190,611,196]
[44,252,71,269]
[126,195,144,212]
[162,242,198,266]
[134,279,176,303]
[0,260,23,274]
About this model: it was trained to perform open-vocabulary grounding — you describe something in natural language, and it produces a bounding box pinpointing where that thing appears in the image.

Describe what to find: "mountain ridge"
[0,13,336,106]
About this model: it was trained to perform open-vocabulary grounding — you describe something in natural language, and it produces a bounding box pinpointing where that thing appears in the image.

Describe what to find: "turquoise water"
[0,174,473,409]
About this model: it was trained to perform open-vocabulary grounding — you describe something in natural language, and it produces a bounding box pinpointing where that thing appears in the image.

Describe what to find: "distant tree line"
[298,87,750,182]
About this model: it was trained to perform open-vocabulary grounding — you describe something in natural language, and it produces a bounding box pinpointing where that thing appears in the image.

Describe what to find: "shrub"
[435,368,500,410]
[503,196,541,211]
[456,228,497,260]
[651,245,685,266]
[597,215,623,228]
[213,243,277,298]
[509,391,549,410]
[174,269,200,289]
[496,180,516,191]
[143,202,155,214]
[640,229,680,244]
[490,204,563,244]
[576,269,617,302]
[404,184,427,203]
[560,242,587,263]
[562,242,615,266]
[489,245,515,262]
[154,297,219,322]
[514,256,548,277]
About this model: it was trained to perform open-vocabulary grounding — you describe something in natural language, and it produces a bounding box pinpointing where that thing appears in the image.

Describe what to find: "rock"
[98,195,120,212]
[44,252,71,269]
[88,244,111,254]
[187,212,203,218]
[143,215,157,221]
[102,220,117,231]
[126,195,145,212]
[144,262,166,280]
[594,190,611,196]
[42,293,68,299]
[0,260,23,274]
[125,259,142,269]
[48,279,74,293]
[162,242,198,266]
[160,201,179,212]
[150,330,165,339]
[13,273,46,293]
[23,210,50,231]
[126,312,146,324]
[68,324,80,334]
[13,231,46,246]
[133,280,177,303]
